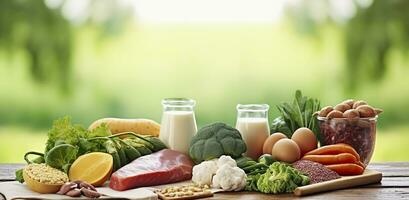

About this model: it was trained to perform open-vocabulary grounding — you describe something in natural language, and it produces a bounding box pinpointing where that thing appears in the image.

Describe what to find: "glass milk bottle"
[235,104,270,160]
[159,98,197,154]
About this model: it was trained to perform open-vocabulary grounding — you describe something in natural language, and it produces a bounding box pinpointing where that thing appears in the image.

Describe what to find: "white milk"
[236,118,270,160]
[159,111,197,154]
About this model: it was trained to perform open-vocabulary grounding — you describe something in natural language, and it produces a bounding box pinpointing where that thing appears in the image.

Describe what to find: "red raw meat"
[109,149,194,191]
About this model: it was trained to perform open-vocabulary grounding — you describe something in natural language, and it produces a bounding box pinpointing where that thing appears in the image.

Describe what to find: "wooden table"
[1,162,409,199]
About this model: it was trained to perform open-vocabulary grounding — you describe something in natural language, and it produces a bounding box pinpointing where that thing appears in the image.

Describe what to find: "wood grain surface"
[2,162,409,199]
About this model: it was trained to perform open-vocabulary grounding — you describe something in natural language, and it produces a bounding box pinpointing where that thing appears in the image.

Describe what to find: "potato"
[89,118,160,137]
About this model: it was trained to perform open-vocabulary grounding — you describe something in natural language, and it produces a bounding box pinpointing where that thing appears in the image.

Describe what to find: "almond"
[334,103,351,113]
[342,99,355,108]
[374,108,383,115]
[327,110,344,119]
[353,100,368,109]
[343,109,360,119]
[318,106,334,117]
[356,105,376,118]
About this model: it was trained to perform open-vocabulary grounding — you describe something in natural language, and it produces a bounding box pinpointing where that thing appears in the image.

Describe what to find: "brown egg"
[291,128,317,155]
[272,139,301,163]
[263,133,287,155]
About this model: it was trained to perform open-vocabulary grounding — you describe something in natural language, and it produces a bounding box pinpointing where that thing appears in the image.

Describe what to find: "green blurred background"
[1,0,409,162]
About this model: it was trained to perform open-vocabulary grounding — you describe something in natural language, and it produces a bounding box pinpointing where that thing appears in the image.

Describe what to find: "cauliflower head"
[192,159,218,185]
[212,164,247,191]
[217,155,236,168]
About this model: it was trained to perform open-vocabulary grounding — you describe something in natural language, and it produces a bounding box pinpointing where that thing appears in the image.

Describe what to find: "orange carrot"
[302,153,358,165]
[356,161,365,168]
[325,163,364,176]
[305,143,360,161]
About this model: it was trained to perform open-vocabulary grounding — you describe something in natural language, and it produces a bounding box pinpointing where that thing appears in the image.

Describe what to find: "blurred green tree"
[345,0,409,91]
[0,0,72,91]
[287,0,409,92]
[0,0,131,92]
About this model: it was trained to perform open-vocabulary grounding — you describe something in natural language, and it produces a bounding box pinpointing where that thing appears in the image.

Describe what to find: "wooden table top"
[1,162,408,199]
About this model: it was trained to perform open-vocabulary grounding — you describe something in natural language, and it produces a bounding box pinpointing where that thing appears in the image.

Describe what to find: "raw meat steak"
[109,149,194,191]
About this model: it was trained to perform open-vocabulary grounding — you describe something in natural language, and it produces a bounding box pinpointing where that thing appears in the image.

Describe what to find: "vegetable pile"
[16,116,166,183]
[11,91,382,197]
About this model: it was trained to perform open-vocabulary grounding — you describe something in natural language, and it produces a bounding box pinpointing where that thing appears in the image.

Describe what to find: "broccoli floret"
[256,162,309,194]
[189,123,247,164]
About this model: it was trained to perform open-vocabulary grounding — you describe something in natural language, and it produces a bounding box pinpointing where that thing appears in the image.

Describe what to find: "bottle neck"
[237,110,268,118]
[237,104,269,118]
[164,106,194,112]
[162,98,195,112]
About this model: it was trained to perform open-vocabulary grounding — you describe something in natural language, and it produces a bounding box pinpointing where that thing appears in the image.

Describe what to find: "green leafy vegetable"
[45,116,111,155]
[256,162,309,194]
[271,90,321,140]
[17,116,167,180]
[15,169,24,183]
[45,144,78,173]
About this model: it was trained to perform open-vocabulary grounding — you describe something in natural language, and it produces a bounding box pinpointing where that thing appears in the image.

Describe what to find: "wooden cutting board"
[294,169,382,196]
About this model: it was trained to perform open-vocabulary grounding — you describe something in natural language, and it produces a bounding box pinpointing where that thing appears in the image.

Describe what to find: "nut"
[342,99,355,107]
[343,109,360,119]
[353,100,368,109]
[327,110,344,119]
[57,182,77,195]
[334,103,351,113]
[318,106,334,117]
[58,180,100,198]
[79,181,97,191]
[356,105,376,118]
[81,188,101,198]
[374,108,383,115]
[65,189,81,197]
